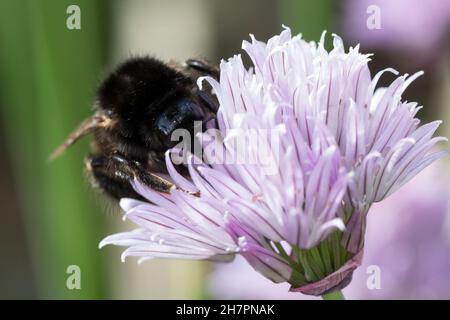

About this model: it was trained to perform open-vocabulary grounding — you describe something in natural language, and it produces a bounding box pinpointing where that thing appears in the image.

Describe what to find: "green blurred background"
[0,0,448,299]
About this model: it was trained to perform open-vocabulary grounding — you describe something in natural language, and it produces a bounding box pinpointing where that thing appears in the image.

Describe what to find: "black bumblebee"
[51,56,219,201]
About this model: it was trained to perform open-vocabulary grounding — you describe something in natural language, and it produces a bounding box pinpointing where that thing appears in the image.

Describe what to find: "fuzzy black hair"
[97,57,192,137]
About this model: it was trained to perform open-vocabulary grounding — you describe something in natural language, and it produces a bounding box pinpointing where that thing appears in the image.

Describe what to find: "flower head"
[100,27,447,296]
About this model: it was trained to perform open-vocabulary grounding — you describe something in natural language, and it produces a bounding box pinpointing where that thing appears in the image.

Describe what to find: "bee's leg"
[185,59,220,113]
[85,154,140,201]
[197,90,219,114]
[185,58,219,79]
[85,154,173,201]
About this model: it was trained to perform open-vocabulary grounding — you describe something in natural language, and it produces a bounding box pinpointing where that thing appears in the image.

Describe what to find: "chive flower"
[100,27,447,297]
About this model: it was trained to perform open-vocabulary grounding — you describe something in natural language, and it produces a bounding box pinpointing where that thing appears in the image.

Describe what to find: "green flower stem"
[322,290,345,300]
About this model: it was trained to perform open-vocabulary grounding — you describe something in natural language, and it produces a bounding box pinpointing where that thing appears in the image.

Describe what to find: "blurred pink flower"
[208,162,450,299]
[345,162,450,299]
[343,0,450,61]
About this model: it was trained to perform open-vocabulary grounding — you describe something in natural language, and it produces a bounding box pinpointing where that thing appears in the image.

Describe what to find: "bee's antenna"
[48,111,112,162]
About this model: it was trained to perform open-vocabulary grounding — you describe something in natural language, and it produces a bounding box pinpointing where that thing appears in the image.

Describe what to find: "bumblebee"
[51,56,219,200]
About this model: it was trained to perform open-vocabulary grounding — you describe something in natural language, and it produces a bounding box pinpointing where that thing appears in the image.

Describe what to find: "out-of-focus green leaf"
[279,0,337,44]
[0,0,110,298]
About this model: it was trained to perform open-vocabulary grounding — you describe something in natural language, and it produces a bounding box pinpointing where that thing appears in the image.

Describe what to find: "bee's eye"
[154,99,203,146]
[157,99,193,135]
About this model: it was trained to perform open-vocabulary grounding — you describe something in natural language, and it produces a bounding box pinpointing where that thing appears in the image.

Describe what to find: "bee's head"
[49,56,212,162]
[97,56,208,151]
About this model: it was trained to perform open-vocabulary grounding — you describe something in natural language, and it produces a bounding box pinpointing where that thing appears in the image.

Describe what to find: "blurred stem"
[322,290,345,300]
[0,0,110,298]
